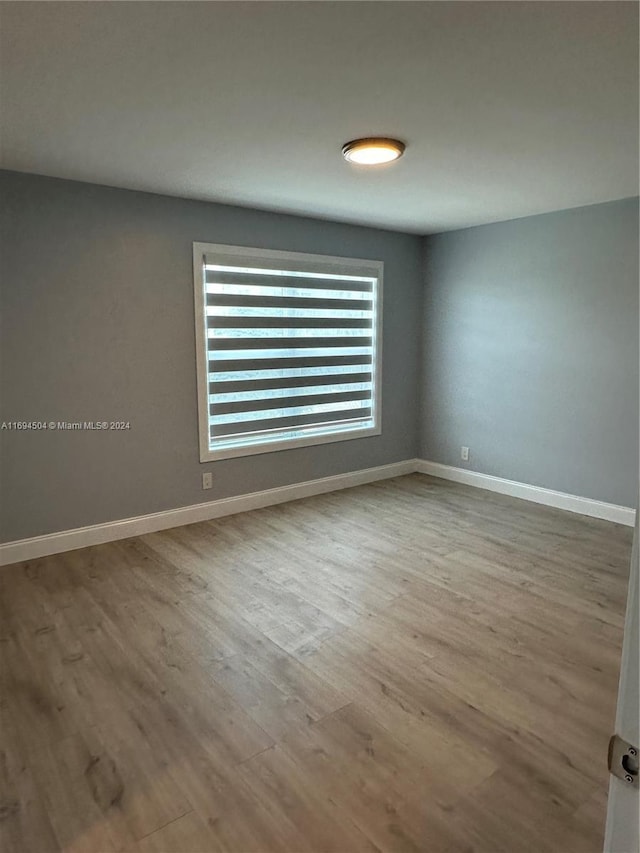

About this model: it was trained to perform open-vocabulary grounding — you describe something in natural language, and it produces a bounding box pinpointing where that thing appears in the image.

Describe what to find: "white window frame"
[193,242,383,462]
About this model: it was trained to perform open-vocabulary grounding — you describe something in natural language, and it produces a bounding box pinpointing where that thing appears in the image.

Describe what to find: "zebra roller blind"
[194,244,382,461]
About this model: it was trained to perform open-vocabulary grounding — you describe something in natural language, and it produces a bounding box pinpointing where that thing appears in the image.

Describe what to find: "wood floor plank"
[0,713,60,853]
[26,733,134,853]
[235,744,379,853]
[135,812,214,853]
[0,474,631,852]
[279,702,464,852]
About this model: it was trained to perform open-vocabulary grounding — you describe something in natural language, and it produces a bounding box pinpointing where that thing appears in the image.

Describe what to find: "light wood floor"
[0,474,632,853]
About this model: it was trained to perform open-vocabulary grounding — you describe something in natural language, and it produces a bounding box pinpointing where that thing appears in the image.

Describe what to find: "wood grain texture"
[0,474,632,852]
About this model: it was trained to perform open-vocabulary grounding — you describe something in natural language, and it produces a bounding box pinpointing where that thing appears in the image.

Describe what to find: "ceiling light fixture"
[342,137,406,166]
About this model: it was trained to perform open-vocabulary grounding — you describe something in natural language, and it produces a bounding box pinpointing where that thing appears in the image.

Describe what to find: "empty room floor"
[0,474,632,853]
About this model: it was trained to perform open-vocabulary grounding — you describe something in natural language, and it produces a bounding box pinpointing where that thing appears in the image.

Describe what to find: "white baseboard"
[0,459,416,566]
[1,457,634,566]
[415,459,636,527]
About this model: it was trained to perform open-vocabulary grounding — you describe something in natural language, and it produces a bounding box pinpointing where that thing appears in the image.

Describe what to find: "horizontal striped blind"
[199,251,380,454]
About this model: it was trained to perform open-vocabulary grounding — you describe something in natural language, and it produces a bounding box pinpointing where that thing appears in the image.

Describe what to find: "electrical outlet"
[461,446,470,462]
[202,472,213,490]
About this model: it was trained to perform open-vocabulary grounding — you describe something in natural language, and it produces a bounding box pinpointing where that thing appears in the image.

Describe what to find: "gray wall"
[420,198,639,507]
[2,171,637,542]
[0,171,423,541]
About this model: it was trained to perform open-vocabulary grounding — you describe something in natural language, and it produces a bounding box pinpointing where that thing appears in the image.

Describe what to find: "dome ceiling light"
[342,137,406,166]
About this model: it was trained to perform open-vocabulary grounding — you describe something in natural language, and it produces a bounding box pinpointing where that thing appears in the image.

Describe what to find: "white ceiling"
[1,1,638,233]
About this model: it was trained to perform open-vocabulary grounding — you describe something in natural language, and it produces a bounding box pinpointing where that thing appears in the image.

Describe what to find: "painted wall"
[2,172,637,543]
[0,171,423,541]
[420,198,639,507]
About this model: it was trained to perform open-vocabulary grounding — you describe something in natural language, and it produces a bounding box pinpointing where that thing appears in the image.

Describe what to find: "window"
[193,243,382,461]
